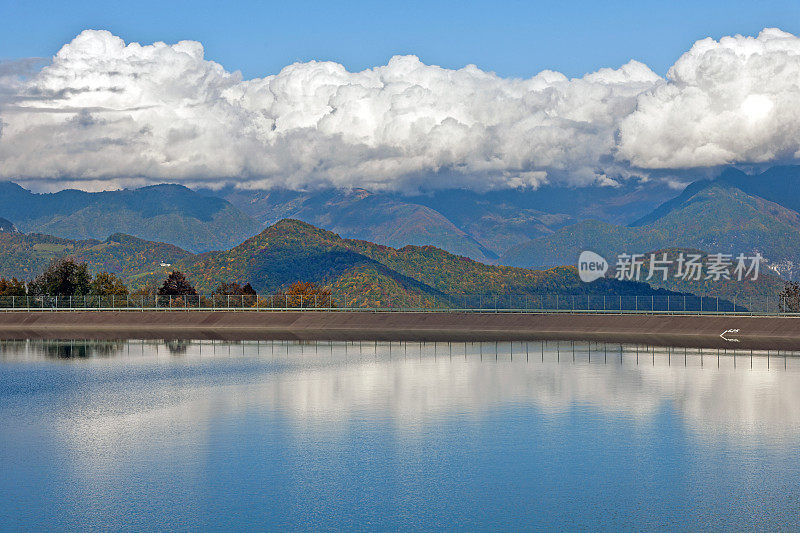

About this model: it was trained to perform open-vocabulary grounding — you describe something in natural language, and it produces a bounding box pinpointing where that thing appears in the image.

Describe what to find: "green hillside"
[0,233,99,280]
[72,234,195,284]
[160,220,676,306]
[501,183,800,278]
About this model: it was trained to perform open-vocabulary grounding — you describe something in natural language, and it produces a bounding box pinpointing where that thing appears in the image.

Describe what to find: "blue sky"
[2,0,800,78]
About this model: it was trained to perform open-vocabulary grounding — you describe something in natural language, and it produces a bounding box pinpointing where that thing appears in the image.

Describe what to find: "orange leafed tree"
[275,281,332,308]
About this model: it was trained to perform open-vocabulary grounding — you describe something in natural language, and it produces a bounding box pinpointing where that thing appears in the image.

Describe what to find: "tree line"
[0,257,329,301]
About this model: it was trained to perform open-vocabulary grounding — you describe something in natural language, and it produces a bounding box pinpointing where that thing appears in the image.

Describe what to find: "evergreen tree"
[158,271,197,296]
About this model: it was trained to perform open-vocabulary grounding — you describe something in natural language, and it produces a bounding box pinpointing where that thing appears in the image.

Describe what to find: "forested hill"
[0,219,678,308]
[167,219,676,305]
[0,232,192,282]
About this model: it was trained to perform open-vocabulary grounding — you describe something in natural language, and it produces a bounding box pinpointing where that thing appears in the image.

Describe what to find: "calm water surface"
[1,339,800,531]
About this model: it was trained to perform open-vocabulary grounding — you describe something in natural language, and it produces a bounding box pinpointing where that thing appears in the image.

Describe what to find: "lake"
[1,339,800,530]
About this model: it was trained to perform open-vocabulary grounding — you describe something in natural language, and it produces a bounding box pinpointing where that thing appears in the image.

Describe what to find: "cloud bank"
[0,28,799,191]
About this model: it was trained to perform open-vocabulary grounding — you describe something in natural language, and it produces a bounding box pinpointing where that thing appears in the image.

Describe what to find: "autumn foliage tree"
[90,272,129,296]
[275,281,332,307]
[0,277,26,297]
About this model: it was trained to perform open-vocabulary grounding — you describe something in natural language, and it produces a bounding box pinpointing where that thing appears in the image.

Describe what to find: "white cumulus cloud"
[1,28,800,191]
[618,28,800,169]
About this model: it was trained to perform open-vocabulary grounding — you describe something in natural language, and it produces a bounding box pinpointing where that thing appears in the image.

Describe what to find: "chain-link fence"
[0,293,786,314]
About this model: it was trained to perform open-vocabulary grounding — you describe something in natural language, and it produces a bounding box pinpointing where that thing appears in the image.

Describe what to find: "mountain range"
[0,220,677,308]
[0,177,677,264]
[501,166,800,281]
[4,165,800,297]
[0,182,260,253]
[211,180,676,263]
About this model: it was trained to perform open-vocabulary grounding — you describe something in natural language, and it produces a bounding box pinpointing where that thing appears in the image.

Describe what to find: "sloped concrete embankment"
[1,311,799,349]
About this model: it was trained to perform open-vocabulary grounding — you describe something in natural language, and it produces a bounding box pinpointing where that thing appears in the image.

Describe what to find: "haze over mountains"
[3,28,800,294]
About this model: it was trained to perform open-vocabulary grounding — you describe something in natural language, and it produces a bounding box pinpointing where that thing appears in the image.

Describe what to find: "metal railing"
[0,293,789,315]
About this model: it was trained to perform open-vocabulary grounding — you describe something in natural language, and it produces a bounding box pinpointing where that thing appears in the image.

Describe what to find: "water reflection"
[0,339,126,359]
[3,338,800,442]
